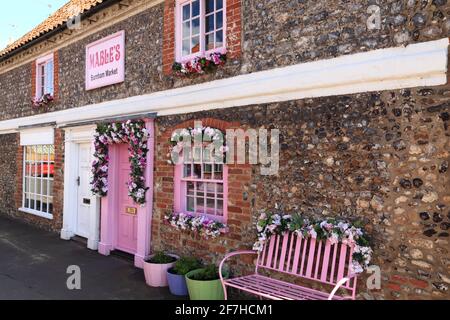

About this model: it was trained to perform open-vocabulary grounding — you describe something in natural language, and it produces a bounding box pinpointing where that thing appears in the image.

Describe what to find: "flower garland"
[172,52,226,76]
[168,126,228,165]
[32,93,54,109]
[254,212,373,274]
[164,212,228,239]
[91,120,150,205]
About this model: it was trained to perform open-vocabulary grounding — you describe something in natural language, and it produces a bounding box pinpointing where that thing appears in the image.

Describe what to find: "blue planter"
[167,268,188,296]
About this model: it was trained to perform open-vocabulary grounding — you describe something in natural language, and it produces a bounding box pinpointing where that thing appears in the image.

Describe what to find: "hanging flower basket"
[172,52,227,77]
[91,120,150,205]
[254,212,373,274]
[32,93,54,109]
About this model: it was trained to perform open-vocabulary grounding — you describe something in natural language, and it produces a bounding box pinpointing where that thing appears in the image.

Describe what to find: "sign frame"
[85,30,125,91]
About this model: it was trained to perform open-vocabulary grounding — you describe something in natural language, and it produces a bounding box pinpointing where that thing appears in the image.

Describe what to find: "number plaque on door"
[126,207,137,215]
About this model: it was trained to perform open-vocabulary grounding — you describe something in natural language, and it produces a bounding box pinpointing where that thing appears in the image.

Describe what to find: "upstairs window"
[176,0,226,61]
[35,53,54,99]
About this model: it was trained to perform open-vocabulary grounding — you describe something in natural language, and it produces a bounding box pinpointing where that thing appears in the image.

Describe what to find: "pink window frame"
[35,53,54,99]
[175,0,227,62]
[174,160,228,223]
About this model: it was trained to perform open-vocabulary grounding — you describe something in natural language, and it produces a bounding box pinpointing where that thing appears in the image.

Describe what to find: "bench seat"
[224,274,345,300]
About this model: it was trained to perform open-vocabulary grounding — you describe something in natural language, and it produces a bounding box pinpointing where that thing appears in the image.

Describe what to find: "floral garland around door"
[91,120,150,205]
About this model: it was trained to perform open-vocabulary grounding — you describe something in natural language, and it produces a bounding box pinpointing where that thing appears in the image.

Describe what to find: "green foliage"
[188,264,220,281]
[146,252,177,264]
[172,257,202,276]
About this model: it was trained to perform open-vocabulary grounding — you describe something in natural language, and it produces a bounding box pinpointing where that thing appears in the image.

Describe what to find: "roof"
[0,0,105,58]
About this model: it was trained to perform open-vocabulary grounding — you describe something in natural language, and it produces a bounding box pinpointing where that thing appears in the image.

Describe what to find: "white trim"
[61,125,100,251]
[0,38,448,134]
[18,207,53,220]
[20,127,54,146]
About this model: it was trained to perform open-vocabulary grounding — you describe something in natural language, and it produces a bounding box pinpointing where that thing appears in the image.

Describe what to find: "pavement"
[0,215,178,300]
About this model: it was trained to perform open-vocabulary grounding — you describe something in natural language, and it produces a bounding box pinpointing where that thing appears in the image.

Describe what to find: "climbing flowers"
[168,125,227,165]
[172,52,227,76]
[254,212,373,274]
[91,120,149,205]
[164,212,228,239]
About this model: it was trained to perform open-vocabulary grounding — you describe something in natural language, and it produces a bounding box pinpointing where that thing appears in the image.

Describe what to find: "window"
[177,0,226,61]
[175,146,228,222]
[35,54,54,99]
[22,145,55,218]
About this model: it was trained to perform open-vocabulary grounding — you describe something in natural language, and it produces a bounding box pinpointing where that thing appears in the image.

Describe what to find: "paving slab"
[0,216,180,300]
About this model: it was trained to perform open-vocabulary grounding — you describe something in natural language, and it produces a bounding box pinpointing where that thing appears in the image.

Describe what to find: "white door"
[75,143,92,238]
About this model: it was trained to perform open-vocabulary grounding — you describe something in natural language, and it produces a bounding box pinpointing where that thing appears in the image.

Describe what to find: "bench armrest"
[328,273,357,301]
[219,250,258,282]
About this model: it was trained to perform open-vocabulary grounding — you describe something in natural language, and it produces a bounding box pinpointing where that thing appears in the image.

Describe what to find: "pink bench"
[219,232,358,300]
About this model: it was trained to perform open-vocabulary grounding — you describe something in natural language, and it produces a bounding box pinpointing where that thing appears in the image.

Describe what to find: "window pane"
[217,199,224,215]
[216,0,223,10]
[193,164,202,178]
[203,164,212,179]
[206,0,214,13]
[192,0,200,17]
[182,39,190,56]
[192,18,200,36]
[196,197,205,212]
[182,4,190,20]
[206,15,215,33]
[196,182,205,197]
[30,199,35,210]
[206,183,216,197]
[184,164,192,178]
[217,183,223,194]
[182,21,190,38]
[192,36,200,53]
[215,30,224,48]
[216,11,223,29]
[187,197,195,212]
[206,198,215,213]
[187,181,195,196]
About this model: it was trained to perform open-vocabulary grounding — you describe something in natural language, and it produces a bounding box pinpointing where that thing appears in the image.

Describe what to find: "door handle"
[76,177,80,186]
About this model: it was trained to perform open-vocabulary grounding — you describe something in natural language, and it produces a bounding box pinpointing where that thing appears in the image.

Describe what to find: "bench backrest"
[257,233,357,293]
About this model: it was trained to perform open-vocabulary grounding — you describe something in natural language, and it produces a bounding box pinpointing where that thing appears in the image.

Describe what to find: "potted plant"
[185,264,228,300]
[167,257,202,296]
[143,251,179,287]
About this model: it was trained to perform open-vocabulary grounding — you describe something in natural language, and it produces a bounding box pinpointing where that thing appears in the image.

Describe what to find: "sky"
[0,0,68,50]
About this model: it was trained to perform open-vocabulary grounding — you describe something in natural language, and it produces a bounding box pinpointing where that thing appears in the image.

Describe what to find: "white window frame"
[175,0,227,62]
[20,144,55,220]
[35,53,54,99]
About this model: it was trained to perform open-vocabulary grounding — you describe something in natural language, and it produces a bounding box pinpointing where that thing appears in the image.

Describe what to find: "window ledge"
[18,207,53,220]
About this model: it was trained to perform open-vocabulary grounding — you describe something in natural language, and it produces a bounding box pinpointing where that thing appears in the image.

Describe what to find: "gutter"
[0,0,123,63]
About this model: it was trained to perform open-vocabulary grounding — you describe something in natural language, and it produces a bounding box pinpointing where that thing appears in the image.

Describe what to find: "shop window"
[35,54,54,99]
[176,0,226,61]
[22,145,55,219]
[175,146,228,222]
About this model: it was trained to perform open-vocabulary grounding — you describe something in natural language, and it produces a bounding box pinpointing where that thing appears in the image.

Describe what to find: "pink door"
[116,144,138,254]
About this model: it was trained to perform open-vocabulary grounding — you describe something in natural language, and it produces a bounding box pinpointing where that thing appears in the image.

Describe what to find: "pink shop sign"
[86,30,125,91]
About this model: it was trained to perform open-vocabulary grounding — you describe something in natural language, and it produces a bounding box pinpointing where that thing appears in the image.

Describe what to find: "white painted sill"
[18,207,53,220]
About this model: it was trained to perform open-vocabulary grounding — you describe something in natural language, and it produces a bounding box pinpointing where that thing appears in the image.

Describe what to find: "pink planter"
[143,254,179,287]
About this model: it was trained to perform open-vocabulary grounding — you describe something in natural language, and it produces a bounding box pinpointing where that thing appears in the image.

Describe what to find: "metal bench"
[219,233,358,300]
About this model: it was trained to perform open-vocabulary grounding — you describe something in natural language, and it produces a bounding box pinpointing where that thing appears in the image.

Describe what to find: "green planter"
[185,269,227,300]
